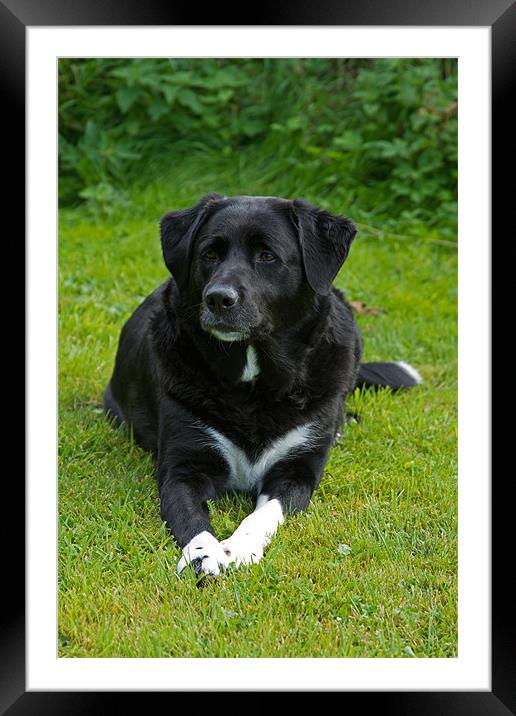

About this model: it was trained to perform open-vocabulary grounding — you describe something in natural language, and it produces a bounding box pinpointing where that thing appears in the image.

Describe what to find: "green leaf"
[116,87,140,114]
[286,116,306,132]
[162,85,178,105]
[239,119,266,138]
[217,88,234,103]
[147,98,169,121]
[176,88,204,114]
[334,131,361,150]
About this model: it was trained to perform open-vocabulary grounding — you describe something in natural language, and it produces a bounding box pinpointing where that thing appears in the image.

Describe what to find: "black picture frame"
[7,0,511,712]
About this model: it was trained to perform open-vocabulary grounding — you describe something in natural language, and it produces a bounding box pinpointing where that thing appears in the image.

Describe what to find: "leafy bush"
[59,58,457,234]
[297,59,458,233]
[59,59,304,204]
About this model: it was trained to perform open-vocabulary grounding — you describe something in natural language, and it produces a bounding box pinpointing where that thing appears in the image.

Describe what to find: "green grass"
[58,151,457,658]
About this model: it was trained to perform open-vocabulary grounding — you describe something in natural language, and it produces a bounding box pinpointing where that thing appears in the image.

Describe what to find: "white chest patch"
[205,422,317,492]
[240,345,260,382]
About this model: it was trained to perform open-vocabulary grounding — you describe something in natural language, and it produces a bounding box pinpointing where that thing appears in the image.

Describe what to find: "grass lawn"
[58,154,457,658]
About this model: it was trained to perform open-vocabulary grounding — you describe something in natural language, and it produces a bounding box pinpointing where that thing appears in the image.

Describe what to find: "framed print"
[6,0,512,710]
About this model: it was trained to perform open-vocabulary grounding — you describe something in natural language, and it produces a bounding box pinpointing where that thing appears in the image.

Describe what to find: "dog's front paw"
[177,531,229,577]
[220,530,265,567]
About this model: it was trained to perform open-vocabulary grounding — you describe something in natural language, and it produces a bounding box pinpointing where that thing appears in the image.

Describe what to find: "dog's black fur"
[104,194,420,571]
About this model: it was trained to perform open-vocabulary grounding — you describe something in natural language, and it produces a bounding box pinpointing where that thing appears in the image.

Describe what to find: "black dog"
[104,194,421,577]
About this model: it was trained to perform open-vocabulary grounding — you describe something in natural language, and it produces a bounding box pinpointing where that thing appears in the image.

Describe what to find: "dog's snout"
[204,285,239,313]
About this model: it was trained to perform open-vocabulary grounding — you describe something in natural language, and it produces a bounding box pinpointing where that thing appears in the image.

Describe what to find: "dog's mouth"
[198,301,265,343]
[207,326,250,342]
[199,316,251,343]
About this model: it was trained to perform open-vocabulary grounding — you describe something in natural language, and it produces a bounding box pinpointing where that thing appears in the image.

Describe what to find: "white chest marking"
[206,423,317,492]
[240,345,260,382]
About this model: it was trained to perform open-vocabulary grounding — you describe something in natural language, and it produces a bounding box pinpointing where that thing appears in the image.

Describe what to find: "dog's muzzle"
[200,284,250,341]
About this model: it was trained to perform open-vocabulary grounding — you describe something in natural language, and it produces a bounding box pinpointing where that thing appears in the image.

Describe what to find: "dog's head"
[160,194,356,342]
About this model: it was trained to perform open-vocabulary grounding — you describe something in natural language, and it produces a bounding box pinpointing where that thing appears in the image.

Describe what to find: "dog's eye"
[202,248,219,261]
[257,251,276,263]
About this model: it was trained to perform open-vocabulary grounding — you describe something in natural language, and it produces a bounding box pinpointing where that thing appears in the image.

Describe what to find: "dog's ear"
[291,199,357,295]
[160,193,224,289]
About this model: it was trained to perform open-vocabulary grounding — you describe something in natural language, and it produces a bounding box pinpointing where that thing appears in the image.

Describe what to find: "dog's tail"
[356,361,423,391]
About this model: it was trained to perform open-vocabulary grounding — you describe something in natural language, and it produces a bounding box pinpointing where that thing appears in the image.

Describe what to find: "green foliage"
[307,60,458,232]
[59,58,457,235]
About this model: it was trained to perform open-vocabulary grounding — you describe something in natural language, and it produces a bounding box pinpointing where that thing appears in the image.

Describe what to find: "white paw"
[221,498,284,567]
[221,530,265,567]
[176,531,230,577]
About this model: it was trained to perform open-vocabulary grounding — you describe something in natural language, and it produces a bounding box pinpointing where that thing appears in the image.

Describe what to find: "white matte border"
[27,26,490,691]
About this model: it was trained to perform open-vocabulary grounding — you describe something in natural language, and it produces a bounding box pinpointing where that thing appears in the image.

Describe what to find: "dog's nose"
[204,286,239,313]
